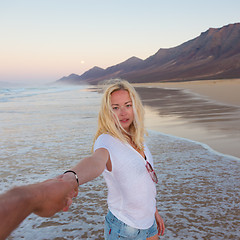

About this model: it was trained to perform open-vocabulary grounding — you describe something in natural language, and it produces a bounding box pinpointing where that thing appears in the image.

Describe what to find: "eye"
[126,104,132,108]
[112,106,119,110]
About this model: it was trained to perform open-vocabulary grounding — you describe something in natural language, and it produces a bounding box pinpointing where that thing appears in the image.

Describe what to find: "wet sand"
[3,85,239,239]
[134,79,240,158]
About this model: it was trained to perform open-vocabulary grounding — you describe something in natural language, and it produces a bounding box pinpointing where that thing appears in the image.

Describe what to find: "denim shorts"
[104,211,158,239]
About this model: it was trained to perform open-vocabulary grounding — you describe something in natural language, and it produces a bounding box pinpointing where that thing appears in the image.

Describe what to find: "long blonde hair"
[93,79,146,150]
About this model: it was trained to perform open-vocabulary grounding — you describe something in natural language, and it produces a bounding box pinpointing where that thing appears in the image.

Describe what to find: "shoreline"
[133,79,240,107]
[133,79,240,159]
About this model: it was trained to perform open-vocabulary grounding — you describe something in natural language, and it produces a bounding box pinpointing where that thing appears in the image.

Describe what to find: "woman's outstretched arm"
[63,148,109,185]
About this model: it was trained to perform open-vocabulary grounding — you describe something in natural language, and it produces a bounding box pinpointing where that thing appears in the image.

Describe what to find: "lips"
[120,118,129,123]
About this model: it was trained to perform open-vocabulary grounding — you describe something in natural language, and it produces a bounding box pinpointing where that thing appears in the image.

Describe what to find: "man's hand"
[32,176,78,217]
[0,176,78,240]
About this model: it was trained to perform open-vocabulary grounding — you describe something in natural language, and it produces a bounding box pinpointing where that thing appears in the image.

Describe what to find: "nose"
[120,106,127,115]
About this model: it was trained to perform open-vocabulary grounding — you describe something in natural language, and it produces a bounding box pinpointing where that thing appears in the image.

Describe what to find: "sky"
[0,0,240,84]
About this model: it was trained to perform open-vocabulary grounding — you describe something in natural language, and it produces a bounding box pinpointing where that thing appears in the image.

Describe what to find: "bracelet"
[64,170,79,186]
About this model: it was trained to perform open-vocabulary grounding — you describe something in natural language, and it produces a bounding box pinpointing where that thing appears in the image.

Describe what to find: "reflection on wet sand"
[136,87,240,158]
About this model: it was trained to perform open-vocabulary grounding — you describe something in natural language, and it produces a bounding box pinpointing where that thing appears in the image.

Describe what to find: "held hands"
[0,174,79,240]
[58,173,79,212]
[32,175,78,217]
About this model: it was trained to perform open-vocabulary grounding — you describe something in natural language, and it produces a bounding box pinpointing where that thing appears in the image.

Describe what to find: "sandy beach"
[134,79,240,106]
[134,79,240,158]
[1,85,239,239]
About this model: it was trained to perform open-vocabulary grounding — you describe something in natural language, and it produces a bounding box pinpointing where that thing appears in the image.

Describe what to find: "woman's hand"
[56,174,79,211]
[155,208,165,236]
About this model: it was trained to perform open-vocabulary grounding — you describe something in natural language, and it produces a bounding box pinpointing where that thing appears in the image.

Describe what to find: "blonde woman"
[63,80,165,239]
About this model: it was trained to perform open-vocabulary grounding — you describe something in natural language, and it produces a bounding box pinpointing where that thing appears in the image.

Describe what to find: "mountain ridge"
[56,23,240,85]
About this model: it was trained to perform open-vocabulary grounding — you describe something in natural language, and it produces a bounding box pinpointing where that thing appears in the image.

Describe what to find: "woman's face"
[110,90,134,132]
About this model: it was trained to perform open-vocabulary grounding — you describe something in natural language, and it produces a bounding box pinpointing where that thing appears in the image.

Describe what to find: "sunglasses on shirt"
[145,156,158,183]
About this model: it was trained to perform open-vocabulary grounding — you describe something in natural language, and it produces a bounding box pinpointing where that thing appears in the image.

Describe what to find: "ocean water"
[0,86,239,240]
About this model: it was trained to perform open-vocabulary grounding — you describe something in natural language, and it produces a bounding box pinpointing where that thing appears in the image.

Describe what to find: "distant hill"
[57,73,87,85]
[56,23,240,85]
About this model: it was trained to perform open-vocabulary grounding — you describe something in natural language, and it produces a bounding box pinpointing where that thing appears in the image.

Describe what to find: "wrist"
[63,170,79,186]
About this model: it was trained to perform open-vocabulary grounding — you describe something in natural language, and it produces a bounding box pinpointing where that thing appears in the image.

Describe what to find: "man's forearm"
[0,178,77,240]
[0,186,36,240]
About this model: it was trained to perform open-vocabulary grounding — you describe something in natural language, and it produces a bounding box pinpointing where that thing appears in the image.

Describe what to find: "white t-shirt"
[94,134,156,229]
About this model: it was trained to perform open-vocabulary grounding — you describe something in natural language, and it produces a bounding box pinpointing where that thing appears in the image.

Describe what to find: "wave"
[148,129,240,162]
[0,85,89,102]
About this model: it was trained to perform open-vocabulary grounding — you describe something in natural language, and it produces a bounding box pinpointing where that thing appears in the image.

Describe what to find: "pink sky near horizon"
[1,0,240,84]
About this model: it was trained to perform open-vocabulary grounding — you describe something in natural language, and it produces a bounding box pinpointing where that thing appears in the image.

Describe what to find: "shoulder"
[94,134,119,151]
[95,133,115,143]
